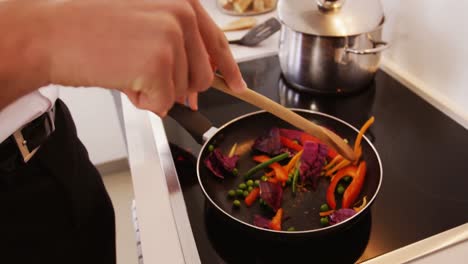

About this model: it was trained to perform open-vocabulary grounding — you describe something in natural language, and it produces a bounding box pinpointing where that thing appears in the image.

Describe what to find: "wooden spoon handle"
[211,75,356,161]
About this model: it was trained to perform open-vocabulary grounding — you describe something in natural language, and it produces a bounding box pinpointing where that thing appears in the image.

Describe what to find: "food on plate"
[221,17,257,32]
[218,0,277,15]
[205,116,375,231]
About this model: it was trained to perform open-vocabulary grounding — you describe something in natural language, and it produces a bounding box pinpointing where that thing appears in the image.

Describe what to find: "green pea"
[236,189,244,196]
[233,200,241,207]
[232,168,238,176]
[239,183,247,190]
[246,179,254,186]
[320,203,329,212]
[243,190,249,197]
[228,190,236,198]
[287,227,296,231]
[247,186,253,192]
[343,176,352,183]
[337,184,345,195]
[208,145,214,152]
[254,180,260,187]
[320,217,329,226]
[261,175,268,181]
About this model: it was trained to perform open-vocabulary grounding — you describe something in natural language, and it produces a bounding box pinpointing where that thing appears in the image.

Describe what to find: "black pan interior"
[198,110,381,232]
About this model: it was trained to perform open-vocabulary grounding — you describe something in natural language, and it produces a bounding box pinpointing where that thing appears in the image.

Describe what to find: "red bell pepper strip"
[280,136,303,152]
[342,161,367,208]
[253,155,288,182]
[268,177,279,184]
[300,133,338,159]
[269,208,283,231]
[244,187,260,207]
[326,166,358,209]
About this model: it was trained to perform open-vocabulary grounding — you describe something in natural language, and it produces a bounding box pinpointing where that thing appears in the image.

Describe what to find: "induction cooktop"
[162,55,468,263]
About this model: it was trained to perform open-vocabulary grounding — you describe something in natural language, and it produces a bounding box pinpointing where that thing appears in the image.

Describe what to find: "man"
[0,0,246,263]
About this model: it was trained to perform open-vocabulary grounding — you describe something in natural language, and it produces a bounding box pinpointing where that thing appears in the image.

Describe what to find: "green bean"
[244,153,289,179]
[292,166,300,194]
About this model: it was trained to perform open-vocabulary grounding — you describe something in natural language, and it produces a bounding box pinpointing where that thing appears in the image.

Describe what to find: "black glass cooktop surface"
[163,55,468,263]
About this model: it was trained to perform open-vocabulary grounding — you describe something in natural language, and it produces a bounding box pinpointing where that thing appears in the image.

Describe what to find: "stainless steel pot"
[278,0,389,94]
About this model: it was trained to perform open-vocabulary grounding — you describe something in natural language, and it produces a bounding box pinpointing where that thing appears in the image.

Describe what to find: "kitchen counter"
[121,2,468,264]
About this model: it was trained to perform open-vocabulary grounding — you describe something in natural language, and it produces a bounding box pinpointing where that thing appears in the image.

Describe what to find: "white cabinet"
[59,87,127,166]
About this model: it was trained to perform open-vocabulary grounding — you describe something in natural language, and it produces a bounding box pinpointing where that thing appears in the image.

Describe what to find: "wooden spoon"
[211,74,357,161]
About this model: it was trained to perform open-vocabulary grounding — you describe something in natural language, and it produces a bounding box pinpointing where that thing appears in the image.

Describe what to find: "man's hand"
[44,0,245,116]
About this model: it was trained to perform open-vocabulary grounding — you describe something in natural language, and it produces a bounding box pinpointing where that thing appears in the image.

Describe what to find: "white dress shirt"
[0,85,59,143]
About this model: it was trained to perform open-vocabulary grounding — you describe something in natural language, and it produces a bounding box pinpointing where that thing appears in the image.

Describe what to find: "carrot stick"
[324,155,343,171]
[326,159,351,176]
[354,117,375,154]
[319,210,335,217]
[285,150,303,174]
[353,196,368,212]
[269,208,283,231]
[244,187,260,207]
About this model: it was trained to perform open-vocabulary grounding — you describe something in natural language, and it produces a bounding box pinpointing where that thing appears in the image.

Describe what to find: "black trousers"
[0,100,116,264]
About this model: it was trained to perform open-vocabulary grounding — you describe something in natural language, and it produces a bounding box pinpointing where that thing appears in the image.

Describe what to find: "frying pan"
[168,104,383,241]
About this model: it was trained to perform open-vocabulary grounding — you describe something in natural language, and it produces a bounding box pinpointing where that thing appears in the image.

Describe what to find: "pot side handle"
[345,41,389,55]
[167,104,214,145]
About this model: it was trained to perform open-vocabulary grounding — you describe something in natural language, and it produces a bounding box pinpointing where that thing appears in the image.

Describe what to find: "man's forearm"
[0,1,50,110]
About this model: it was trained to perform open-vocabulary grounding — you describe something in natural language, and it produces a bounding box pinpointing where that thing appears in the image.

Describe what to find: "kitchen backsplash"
[380,0,468,128]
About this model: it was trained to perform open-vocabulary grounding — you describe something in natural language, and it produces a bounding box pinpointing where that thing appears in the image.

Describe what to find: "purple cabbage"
[252,127,282,155]
[253,215,271,229]
[279,128,303,141]
[329,209,356,225]
[204,149,239,179]
[299,141,328,190]
[259,181,283,212]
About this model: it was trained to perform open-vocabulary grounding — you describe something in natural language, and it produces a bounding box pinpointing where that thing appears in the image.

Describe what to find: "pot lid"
[278,0,384,37]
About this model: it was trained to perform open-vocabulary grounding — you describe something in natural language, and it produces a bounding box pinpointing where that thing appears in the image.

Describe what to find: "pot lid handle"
[317,0,344,11]
[278,0,384,37]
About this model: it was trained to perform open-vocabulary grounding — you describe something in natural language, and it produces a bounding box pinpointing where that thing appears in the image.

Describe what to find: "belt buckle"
[11,106,55,163]
[12,130,39,163]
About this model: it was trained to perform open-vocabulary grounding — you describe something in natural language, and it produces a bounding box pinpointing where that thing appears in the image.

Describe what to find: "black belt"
[0,105,56,165]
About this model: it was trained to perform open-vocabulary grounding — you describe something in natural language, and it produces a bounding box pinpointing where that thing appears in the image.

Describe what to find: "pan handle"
[167,103,215,145]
